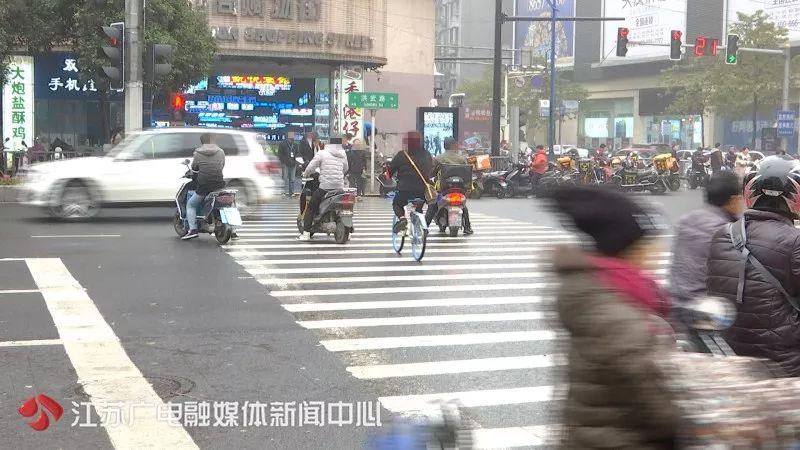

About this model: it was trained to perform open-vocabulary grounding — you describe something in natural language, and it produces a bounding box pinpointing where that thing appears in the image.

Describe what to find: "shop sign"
[195,0,321,21]
[2,56,35,152]
[332,66,363,140]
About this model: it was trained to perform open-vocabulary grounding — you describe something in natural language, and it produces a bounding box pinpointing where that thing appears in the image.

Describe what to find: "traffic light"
[148,43,174,84]
[98,23,124,90]
[726,34,740,65]
[616,28,629,57]
[170,93,186,111]
[670,30,682,60]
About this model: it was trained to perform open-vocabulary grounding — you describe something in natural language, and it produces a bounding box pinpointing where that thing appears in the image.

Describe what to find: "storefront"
[577,98,634,150]
[179,0,389,142]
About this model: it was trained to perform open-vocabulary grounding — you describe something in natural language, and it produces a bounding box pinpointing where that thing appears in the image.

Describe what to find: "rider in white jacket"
[298,138,349,241]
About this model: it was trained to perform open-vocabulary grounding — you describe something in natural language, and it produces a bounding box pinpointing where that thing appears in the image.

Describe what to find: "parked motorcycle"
[470,171,484,199]
[296,175,356,244]
[688,164,710,190]
[173,159,242,244]
[432,165,470,237]
[611,165,668,194]
[535,162,576,198]
[653,153,682,191]
[575,158,601,186]
[375,154,396,198]
[503,162,536,198]
[481,169,511,198]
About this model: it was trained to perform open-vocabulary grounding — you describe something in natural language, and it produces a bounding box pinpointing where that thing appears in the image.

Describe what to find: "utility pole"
[125,0,143,133]
[547,0,557,160]
[491,0,504,156]
[782,45,791,152]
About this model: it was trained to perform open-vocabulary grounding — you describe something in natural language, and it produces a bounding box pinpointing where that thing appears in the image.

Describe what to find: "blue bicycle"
[392,198,428,262]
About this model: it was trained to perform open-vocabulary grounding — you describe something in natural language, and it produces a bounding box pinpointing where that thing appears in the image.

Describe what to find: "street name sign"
[348,92,399,109]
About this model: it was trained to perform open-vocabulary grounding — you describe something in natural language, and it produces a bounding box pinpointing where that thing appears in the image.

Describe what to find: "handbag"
[403,151,436,203]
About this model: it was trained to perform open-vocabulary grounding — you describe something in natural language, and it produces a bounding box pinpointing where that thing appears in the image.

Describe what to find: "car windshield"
[105,132,149,158]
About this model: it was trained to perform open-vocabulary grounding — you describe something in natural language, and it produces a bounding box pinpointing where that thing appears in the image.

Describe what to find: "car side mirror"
[183,159,191,166]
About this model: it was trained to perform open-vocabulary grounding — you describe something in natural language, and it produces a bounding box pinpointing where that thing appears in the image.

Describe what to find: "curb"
[0,185,20,203]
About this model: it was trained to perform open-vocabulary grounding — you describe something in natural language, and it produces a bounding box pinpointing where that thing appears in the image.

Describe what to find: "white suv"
[20,128,281,219]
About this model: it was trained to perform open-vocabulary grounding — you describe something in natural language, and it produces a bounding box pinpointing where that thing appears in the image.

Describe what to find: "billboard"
[602,0,687,61]
[727,0,800,44]
[514,0,575,66]
[417,107,458,156]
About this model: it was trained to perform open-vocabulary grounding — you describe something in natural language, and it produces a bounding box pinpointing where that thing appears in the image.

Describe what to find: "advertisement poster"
[2,55,35,156]
[417,107,458,156]
[727,0,800,43]
[514,0,575,66]
[602,0,687,61]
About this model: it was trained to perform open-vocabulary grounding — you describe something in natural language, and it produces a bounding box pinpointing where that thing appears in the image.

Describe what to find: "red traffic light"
[171,93,186,111]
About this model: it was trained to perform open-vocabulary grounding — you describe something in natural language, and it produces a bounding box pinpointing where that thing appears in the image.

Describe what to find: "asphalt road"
[0,187,703,449]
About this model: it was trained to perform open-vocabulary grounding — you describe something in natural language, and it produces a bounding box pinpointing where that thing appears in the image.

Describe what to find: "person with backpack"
[707,156,800,376]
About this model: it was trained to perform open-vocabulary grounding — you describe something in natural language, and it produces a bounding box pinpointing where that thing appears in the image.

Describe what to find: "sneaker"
[230,231,240,241]
[393,218,408,234]
[181,230,199,240]
[296,232,311,241]
[463,228,474,235]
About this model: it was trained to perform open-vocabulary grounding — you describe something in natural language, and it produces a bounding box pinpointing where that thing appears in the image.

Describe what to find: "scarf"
[591,256,670,317]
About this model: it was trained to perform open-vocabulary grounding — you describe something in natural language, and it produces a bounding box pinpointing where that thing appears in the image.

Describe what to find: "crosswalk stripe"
[235,231,571,239]
[319,330,559,351]
[347,354,564,379]
[471,425,558,449]
[378,385,556,414]
[227,238,573,249]
[259,271,547,285]
[234,255,554,265]
[0,338,63,347]
[227,244,568,254]
[270,282,554,297]
[296,311,548,329]
[282,296,546,312]
[250,262,547,275]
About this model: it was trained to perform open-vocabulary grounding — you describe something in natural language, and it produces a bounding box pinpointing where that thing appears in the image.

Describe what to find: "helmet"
[743,156,800,215]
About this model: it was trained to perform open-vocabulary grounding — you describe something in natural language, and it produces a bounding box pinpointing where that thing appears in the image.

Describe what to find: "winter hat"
[548,186,666,256]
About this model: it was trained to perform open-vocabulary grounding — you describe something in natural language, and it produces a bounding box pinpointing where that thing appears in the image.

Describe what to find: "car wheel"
[50,180,98,220]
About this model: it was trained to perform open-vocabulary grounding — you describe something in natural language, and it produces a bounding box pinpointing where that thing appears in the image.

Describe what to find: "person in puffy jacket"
[297,138,348,241]
[182,133,225,241]
[707,156,800,376]
[669,172,742,307]
[551,185,679,449]
[530,145,548,186]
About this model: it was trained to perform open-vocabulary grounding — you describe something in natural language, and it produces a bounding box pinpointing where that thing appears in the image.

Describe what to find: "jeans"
[187,192,204,231]
[282,163,296,195]
[348,174,364,195]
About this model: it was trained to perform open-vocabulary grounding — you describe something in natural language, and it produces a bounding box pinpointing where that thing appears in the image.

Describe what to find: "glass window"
[210,133,245,156]
[129,133,185,159]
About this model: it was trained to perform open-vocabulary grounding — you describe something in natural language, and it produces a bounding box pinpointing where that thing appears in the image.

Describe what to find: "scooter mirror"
[182,159,191,166]
[295,156,304,164]
[683,296,737,331]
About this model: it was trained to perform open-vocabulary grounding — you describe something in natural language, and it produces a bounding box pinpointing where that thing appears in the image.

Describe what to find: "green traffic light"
[728,54,737,64]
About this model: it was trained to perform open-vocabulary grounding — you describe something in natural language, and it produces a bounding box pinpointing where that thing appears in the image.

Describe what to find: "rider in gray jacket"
[298,139,348,241]
[669,172,742,305]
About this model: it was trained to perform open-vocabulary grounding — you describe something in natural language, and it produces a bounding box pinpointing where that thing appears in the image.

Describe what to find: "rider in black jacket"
[390,131,433,232]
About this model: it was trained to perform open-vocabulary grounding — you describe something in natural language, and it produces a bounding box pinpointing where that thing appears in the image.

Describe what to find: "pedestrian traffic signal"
[98,23,124,90]
[170,93,186,111]
[616,28,629,57]
[148,43,174,84]
[726,34,740,65]
[670,30,683,60]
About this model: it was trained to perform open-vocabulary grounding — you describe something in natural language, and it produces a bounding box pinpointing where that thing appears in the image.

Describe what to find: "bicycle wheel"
[410,215,428,262]
[392,215,405,253]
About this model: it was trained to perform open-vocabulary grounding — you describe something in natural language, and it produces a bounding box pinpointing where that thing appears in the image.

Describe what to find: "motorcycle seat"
[324,189,345,198]
[207,188,237,198]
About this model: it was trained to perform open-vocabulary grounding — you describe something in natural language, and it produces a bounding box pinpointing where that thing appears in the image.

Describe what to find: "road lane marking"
[234,255,552,265]
[261,271,546,285]
[25,258,198,450]
[0,258,26,261]
[30,235,121,238]
[472,425,559,449]
[319,330,559,351]
[0,289,41,294]
[346,354,564,379]
[297,311,549,329]
[282,296,546,312]
[379,385,557,413]
[270,282,554,297]
[250,262,546,275]
[235,231,572,239]
[0,339,63,347]
[227,246,565,256]
[226,238,573,250]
